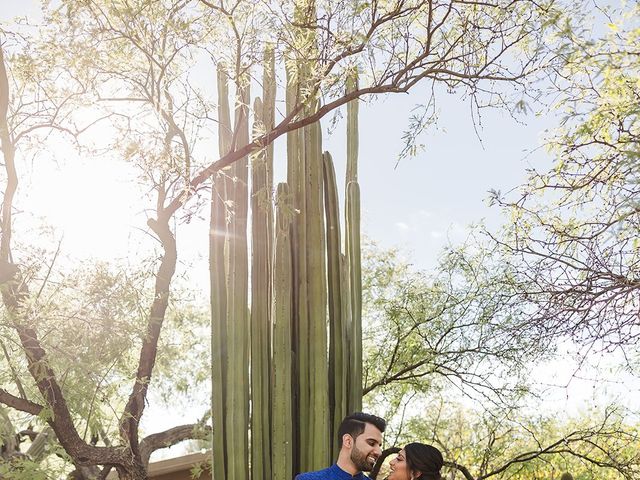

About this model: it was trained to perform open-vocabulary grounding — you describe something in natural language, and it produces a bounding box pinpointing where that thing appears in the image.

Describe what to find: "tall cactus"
[210,64,250,480]
[286,57,311,474]
[290,0,332,470]
[250,96,270,480]
[210,39,362,480]
[345,72,363,412]
[229,71,250,480]
[305,110,330,470]
[250,46,276,479]
[271,183,293,480]
[323,151,349,458]
[210,63,230,480]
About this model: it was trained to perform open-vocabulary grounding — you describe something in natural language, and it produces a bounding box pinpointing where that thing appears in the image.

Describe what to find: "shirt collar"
[329,464,368,479]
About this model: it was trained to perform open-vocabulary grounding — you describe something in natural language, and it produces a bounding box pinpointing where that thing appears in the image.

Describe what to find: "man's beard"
[351,445,375,472]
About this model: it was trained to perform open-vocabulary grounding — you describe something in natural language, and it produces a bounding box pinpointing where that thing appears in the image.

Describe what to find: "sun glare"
[23,154,144,261]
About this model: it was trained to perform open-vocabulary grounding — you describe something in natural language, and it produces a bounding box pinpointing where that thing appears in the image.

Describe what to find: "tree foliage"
[360,240,640,480]
[362,239,547,412]
[381,402,640,480]
[0,256,210,477]
[490,3,640,364]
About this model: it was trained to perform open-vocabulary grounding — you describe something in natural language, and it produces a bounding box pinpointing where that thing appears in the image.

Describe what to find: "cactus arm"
[323,152,348,458]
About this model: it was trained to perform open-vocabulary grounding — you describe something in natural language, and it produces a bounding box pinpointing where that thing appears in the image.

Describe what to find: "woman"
[387,442,444,480]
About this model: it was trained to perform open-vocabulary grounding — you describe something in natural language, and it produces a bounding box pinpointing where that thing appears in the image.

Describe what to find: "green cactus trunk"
[323,152,348,458]
[250,46,276,479]
[305,111,330,470]
[345,73,363,413]
[250,96,271,480]
[290,0,331,470]
[211,65,250,480]
[230,73,250,480]
[286,58,311,474]
[271,183,293,480]
[346,181,362,413]
[210,63,231,480]
[26,426,53,461]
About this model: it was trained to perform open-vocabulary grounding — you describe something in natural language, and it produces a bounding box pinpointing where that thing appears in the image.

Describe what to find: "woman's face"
[388,449,413,480]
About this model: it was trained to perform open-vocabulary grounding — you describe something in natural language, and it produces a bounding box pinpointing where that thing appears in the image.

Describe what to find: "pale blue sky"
[323,83,550,270]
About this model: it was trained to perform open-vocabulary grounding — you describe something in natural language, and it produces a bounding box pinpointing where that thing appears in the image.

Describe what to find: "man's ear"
[342,434,354,449]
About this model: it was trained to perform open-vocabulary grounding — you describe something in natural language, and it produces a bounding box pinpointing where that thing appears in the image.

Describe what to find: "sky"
[1,0,638,459]
[327,84,548,269]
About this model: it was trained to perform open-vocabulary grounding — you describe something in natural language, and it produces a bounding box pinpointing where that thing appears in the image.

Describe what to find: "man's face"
[349,422,383,472]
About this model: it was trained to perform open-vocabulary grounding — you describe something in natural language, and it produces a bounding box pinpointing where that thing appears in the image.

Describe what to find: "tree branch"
[139,423,212,466]
[0,389,43,416]
[119,215,177,456]
[447,461,476,480]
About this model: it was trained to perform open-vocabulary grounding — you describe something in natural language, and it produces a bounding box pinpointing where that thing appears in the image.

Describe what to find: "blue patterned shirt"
[295,463,370,480]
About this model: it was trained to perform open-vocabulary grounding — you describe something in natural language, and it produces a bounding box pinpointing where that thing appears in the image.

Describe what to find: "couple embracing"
[295,412,444,480]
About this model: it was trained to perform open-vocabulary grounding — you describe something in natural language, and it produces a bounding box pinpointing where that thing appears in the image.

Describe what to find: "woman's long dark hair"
[404,443,444,480]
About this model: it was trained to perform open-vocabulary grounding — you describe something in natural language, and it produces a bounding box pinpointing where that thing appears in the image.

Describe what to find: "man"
[295,412,386,479]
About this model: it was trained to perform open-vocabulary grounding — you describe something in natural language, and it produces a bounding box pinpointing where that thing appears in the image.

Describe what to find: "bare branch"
[139,422,212,466]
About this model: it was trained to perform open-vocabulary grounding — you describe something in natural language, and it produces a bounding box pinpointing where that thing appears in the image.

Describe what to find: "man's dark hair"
[337,412,386,446]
